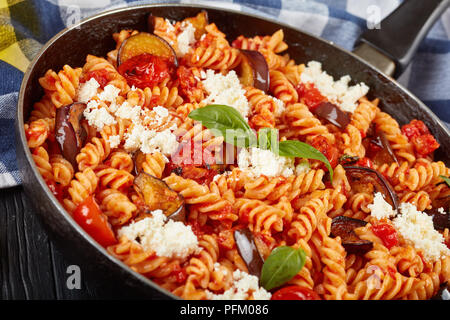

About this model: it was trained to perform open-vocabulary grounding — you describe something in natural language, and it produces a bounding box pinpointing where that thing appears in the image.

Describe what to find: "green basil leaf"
[188,104,257,148]
[260,246,306,291]
[258,128,279,152]
[278,140,333,182]
[440,175,450,187]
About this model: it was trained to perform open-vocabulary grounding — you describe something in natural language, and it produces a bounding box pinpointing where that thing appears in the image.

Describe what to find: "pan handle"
[356,0,449,78]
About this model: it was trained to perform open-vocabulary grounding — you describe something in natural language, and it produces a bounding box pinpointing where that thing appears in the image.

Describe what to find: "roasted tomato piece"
[271,285,321,300]
[82,69,110,88]
[176,66,203,102]
[371,223,398,249]
[401,119,430,140]
[309,135,339,168]
[401,120,439,157]
[412,134,440,157]
[118,53,174,89]
[73,196,117,247]
[46,180,65,202]
[295,82,327,111]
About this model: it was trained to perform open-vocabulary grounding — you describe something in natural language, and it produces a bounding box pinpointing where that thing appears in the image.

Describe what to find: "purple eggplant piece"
[331,216,373,255]
[234,227,264,278]
[313,102,351,129]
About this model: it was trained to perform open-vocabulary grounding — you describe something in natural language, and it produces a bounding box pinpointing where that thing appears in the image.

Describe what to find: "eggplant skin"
[331,216,373,255]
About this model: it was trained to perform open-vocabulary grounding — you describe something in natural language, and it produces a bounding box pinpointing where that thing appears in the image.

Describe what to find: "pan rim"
[16,2,450,299]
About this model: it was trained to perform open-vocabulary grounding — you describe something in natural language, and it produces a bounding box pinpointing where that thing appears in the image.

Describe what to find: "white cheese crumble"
[238,147,295,178]
[368,192,397,220]
[300,61,369,113]
[438,207,446,214]
[77,78,100,103]
[176,21,196,57]
[272,97,286,117]
[124,124,179,156]
[202,69,250,119]
[118,210,200,260]
[114,102,143,123]
[83,100,116,131]
[206,270,271,300]
[98,84,121,102]
[107,135,121,149]
[393,203,450,262]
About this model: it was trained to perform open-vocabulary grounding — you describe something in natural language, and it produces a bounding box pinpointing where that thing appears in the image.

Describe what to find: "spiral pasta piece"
[64,168,98,212]
[39,65,82,108]
[269,70,298,104]
[281,103,334,143]
[50,154,74,186]
[98,189,137,226]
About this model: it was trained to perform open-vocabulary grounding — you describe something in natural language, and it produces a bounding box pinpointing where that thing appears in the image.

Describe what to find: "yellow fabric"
[0,0,30,72]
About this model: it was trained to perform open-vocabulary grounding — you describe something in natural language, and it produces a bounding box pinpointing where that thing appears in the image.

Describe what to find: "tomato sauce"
[118,53,174,89]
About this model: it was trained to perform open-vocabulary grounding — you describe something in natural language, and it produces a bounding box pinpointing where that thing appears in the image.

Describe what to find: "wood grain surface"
[0,186,150,300]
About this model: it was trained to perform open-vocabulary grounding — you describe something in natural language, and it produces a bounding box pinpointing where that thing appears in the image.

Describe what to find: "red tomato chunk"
[73,196,117,247]
[401,120,439,157]
[295,82,327,111]
[371,223,398,249]
[271,285,321,300]
[118,53,173,89]
[82,69,110,88]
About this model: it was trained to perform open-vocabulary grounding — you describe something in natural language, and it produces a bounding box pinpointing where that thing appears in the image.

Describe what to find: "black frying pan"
[14,2,450,299]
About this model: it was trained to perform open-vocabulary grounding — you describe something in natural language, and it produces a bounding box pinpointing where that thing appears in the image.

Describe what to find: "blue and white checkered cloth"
[1,0,449,188]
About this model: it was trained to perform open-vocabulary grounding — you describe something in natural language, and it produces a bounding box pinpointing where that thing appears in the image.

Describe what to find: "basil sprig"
[279,140,333,181]
[258,127,279,153]
[260,246,306,291]
[440,175,450,187]
[189,104,256,148]
[188,105,333,180]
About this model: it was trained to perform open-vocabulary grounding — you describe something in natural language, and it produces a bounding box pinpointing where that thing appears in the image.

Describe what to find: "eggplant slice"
[238,50,270,93]
[313,102,351,129]
[331,216,373,255]
[234,228,264,278]
[117,32,178,67]
[134,172,185,222]
[55,103,87,167]
[425,196,450,231]
[344,165,399,211]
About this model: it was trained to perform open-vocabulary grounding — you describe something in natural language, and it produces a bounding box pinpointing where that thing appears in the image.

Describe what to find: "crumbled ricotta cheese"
[438,207,446,214]
[98,84,121,102]
[107,135,121,149]
[118,210,200,260]
[300,61,369,113]
[393,203,450,262]
[124,124,179,156]
[206,270,271,300]
[272,97,286,117]
[77,78,100,103]
[83,100,116,131]
[177,22,196,57]
[202,69,250,119]
[238,147,295,178]
[114,102,142,123]
[368,192,397,220]
[141,128,180,155]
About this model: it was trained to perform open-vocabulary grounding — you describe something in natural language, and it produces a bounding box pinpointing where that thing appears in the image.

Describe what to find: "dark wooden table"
[0,186,150,299]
